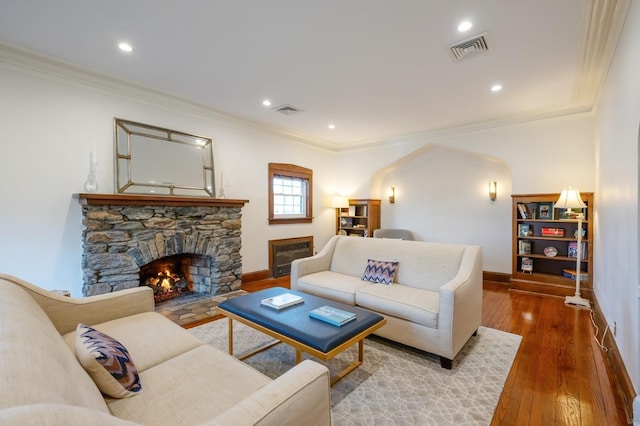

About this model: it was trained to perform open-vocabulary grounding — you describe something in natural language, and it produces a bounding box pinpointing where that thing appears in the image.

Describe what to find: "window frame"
[268,163,313,225]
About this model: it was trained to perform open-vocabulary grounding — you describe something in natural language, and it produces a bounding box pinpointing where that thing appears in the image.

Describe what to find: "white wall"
[371,144,512,272]
[593,0,640,415]
[0,63,337,296]
[336,115,595,273]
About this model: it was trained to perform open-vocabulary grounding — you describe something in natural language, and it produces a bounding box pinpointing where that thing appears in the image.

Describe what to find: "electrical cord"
[588,307,609,352]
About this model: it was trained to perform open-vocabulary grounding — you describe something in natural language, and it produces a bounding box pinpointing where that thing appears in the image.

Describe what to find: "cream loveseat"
[290,235,482,368]
[0,274,331,425]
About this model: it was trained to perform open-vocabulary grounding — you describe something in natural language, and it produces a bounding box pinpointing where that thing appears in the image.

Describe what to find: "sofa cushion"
[296,270,370,305]
[0,280,109,413]
[75,324,142,398]
[330,237,465,291]
[106,345,271,425]
[361,259,399,285]
[63,312,204,372]
[356,284,439,329]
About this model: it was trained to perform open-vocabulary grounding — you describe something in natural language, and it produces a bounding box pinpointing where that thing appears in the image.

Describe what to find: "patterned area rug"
[188,319,521,425]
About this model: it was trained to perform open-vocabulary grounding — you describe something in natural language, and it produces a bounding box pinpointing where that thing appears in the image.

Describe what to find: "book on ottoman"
[261,293,304,310]
[309,305,356,327]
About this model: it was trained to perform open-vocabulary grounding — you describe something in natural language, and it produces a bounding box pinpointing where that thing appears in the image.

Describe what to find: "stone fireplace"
[75,194,249,299]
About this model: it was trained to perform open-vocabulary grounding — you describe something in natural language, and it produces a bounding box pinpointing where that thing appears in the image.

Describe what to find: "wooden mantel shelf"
[74,193,249,208]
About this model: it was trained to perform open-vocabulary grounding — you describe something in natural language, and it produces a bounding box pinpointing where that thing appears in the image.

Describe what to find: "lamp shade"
[331,196,349,209]
[554,188,586,210]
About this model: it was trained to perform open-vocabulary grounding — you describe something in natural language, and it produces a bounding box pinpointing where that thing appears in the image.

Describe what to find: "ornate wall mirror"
[115,118,215,197]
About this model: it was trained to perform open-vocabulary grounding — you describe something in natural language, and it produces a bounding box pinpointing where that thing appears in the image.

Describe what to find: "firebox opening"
[140,254,197,304]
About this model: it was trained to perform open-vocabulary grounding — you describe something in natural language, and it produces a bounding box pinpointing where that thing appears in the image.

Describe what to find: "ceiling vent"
[273,104,304,115]
[449,33,489,60]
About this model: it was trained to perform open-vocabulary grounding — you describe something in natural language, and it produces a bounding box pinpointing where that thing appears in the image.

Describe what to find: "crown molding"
[0,43,337,151]
[575,0,631,105]
[0,0,629,157]
[335,104,595,152]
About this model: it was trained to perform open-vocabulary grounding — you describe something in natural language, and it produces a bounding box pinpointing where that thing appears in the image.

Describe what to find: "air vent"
[273,104,304,115]
[449,33,489,60]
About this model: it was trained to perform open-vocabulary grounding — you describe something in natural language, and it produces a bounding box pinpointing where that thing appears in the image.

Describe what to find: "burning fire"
[143,267,192,303]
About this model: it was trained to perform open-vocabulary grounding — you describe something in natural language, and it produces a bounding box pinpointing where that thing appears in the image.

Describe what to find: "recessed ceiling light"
[118,42,133,52]
[491,84,503,92]
[457,21,472,32]
[328,124,335,129]
[262,99,272,107]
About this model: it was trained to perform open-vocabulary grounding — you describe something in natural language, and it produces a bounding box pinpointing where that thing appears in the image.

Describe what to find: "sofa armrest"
[290,236,340,290]
[0,274,154,335]
[205,360,331,426]
[437,246,483,358]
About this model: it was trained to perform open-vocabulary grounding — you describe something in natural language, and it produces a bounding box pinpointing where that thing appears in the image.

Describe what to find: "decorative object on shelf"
[554,187,589,308]
[388,187,395,204]
[340,217,353,228]
[489,181,497,202]
[84,152,98,193]
[543,246,558,257]
[332,195,350,235]
[537,202,553,220]
[541,227,564,237]
[521,257,533,272]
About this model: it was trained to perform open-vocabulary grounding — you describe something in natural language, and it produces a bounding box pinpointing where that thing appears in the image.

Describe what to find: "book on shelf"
[562,269,589,281]
[518,224,532,237]
[517,203,530,219]
[261,293,304,310]
[518,240,531,254]
[521,257,533,272]
[308,305,356,327]
[568,242,587,259]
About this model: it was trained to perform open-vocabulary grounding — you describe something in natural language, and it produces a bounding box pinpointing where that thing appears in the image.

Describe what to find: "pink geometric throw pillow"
[361,259,399,285]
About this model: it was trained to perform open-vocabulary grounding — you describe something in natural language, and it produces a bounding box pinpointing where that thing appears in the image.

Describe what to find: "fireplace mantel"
[74,193,249,208]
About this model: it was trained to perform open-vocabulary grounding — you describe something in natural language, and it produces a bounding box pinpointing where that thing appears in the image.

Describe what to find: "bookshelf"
[335,199,380,237]
[511,193,594,297]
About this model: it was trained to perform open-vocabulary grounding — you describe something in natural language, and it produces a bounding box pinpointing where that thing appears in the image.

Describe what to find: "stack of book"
[562,269,589,281]
[517,203,531,219]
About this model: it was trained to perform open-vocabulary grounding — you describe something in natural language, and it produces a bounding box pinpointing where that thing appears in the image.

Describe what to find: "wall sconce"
[388,187,395,204]
[489,181,497,202]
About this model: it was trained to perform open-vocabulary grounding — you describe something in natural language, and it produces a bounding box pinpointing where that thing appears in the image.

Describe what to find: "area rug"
[189,319,521,425]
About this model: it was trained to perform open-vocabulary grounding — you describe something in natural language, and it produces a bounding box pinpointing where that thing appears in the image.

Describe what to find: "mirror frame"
[114,118,215,197]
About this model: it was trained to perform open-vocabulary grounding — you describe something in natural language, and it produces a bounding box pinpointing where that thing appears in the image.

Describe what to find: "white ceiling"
[0,0,626,150]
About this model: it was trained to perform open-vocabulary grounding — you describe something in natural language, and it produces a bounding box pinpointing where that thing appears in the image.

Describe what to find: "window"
[268,163,313,224]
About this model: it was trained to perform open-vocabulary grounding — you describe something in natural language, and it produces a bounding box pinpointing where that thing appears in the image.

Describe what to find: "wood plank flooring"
[241,277,629,425]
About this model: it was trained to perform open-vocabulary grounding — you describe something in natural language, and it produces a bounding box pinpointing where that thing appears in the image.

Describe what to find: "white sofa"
[0,273,331,425]
[290,236,482,368]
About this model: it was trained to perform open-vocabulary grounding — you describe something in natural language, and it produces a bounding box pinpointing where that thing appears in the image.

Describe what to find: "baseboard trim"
[241,270,270,284]
[483,271,511,284]
[591,297,635,424]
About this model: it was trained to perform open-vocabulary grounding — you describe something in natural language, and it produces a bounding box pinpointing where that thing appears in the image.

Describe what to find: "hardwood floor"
[242,277,629,425]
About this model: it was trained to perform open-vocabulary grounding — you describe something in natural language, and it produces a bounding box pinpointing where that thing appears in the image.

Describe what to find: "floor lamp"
[554,187,590,308]
[331,196,349,236]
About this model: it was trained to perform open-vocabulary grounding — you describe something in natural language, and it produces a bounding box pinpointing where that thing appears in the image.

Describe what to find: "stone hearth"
[75,194,248,297]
